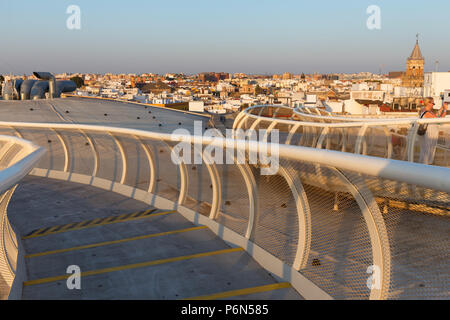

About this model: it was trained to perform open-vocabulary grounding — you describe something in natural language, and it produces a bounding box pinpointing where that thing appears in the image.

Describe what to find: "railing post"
[331,168,391,300]
[355,124,369,155]
[136,137,157,194]
[80,130,99,177]
[383,127,393,159]
[316,127,330,149]
[407,121,419,162]
[285,123,301,145]
[52,129,70,173]
[109,133,128,185]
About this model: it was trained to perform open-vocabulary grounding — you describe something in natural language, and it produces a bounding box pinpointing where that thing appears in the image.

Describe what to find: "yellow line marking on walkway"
[22,210,176,240]
[101,216,119,223]
[85,218,104,226]
[44,226,61,233]
[29,227,48,237]
[23,247,244,286]
[185,282,292,300]
[128,211,142,218]
[25,226,207,258]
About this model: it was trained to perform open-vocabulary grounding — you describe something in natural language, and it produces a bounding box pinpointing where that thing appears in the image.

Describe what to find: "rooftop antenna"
[435,60,439,72]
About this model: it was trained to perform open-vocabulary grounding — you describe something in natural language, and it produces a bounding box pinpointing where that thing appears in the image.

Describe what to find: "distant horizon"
[1,0,449,74]
[0,70,428,77]
[2,71,408,77]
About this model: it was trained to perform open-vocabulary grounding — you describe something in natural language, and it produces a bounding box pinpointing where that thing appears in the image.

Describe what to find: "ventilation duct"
[56,81,77,96]
[1,72,76,100]
[20,80,38,100]
[33,72,57,99]
[30,81,49,100]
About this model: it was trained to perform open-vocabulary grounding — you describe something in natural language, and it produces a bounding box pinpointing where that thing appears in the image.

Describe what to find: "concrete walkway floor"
[7,176,302,300]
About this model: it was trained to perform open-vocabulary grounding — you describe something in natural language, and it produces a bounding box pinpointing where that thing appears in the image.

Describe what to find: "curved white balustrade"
[0,136,45,299]
[234,105,450,166]
[0,121,448,300]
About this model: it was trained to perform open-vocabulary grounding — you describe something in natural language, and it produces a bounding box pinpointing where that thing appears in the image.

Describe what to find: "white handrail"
[0,136,46,195]
[0,121,448,193]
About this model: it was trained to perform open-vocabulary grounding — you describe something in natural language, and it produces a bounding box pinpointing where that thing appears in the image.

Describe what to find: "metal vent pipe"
[20,80,38,100]
[33,72,57,99]
[30,81,49,100]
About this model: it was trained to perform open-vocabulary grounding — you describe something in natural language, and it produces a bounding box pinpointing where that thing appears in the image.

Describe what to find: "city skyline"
[1,0,450,74]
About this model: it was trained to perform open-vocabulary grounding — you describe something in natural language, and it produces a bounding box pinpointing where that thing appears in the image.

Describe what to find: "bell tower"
[402,34,425,88]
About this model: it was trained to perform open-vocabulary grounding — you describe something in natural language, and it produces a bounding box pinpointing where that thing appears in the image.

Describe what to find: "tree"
[70,76,84,88]
[254,85,264,95]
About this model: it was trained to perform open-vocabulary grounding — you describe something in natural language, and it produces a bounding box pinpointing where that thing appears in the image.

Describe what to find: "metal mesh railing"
[235,105,450,167]
[0,136,45,299]
[0,121,448,300]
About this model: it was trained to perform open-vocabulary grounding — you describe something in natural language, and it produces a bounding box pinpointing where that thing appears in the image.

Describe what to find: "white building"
[424,72,450,107]
[343,99,367,115]
[350,90,385,102]
[189,101,204,112]
[393,86,423,98]
[324,101,344,113]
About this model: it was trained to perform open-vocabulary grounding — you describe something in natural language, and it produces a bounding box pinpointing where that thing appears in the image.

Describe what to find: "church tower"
[402,35,425,88]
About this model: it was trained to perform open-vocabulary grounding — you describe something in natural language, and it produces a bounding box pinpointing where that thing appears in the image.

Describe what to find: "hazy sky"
[1,0,449,75]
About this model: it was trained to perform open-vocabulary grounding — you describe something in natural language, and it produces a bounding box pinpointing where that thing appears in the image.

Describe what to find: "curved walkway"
[7,176,302,300]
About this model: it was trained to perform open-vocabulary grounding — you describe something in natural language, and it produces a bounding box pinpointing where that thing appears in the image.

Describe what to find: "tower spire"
[409,35,424,61]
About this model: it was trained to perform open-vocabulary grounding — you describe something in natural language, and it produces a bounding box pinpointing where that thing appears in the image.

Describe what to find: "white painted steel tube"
[0,122,449,193]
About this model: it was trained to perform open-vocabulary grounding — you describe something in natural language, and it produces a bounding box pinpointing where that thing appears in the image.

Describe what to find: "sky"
[1,0,449,75]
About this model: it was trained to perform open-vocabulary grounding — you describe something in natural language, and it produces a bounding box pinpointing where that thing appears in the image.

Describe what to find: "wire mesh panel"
[273,122,293,145]
[433,123,450,167]
[253,120,271,132]
[0,128,65,172]
[341,127,360,154]
[361,175,449,299]
[149,140,181,204]
[287,126,303,146]
[363,127,391,158]
[85,131,123,183]
[250,167,299,267]
[0,144,23,169]
[60,130,95,176]
[214,163,251,236]
[184,160,214,217]
[389,126,409,161]
[322,128,345,151]
[112,134,149,190]
[284,161,375,299]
